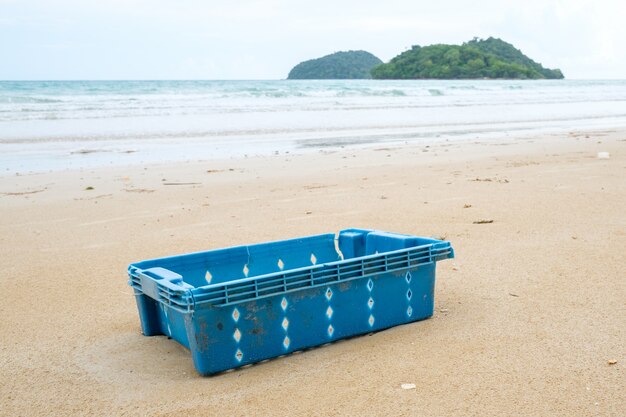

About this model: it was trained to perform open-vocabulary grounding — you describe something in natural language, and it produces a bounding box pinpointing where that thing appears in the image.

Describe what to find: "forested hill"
[370,37,564,80]
[287,51,382,79]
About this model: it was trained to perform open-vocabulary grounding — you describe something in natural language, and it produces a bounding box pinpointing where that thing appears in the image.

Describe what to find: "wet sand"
[1,130,624,416]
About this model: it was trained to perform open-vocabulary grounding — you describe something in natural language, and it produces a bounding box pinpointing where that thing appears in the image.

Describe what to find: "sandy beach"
[0,129,624,416]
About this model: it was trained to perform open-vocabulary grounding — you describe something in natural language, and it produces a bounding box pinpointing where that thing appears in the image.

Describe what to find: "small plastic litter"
[597,152,610,159]
[401,383,416,390]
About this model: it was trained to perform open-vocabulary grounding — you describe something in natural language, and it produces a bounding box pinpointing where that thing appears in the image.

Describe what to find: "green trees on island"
[287,51,383,79]
[370,37,564,80]
[286,38,563,80]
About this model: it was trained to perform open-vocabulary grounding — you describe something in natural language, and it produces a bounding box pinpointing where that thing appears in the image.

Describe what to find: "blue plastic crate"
[128,228,454,375]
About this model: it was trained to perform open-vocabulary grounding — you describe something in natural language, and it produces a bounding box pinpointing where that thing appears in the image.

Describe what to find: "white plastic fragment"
[401,383,416,390]
[597,152,610,159]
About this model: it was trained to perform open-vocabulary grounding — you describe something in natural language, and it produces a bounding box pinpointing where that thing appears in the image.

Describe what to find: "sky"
[1,0,625,80]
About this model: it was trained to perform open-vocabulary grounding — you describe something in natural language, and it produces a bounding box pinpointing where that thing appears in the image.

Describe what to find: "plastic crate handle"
[137,267,193,301]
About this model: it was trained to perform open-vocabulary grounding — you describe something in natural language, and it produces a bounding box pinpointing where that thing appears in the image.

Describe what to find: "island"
[370,37,564,79]
[287,51,383,80]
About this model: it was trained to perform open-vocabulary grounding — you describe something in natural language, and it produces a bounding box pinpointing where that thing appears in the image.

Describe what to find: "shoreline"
[1,128,624,415]
[3,123,626,177]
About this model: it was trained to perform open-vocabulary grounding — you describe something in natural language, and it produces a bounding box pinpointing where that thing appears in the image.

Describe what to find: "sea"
[1,79,626,174]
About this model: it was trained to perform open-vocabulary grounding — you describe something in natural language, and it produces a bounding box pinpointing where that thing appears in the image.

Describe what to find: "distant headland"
[287,51,382,80]
[287,38,564,80]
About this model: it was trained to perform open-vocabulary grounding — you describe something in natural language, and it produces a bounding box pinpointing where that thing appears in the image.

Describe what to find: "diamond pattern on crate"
[327,324,334,337]
[405,271,412,283]
[310,253,317,265]
[243,264,249,277]
[367,279,374,292]
[282,317,289,331]
[277,259,284,270]
[407,306,413,317]
[326,306,333,319]
[233,328,241,343]
[283,336,291,349]
[280,297,288,311]
[205,270,212,283]
[407,289,413,300]
[368,314,375,327]
[232,308,240,322]
[367,297,374,309]
[325,287,333,301]
[235,349,243,362]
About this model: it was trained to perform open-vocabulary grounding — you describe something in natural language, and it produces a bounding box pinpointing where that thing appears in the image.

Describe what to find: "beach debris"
[401,383,416,390]
[451,266,460,271]
[206,169,225,174]
[124,188,155,193]
[85,186,94,190]
[463,204,472,208]
[162,182,201,186]
[71,148,110,155]
[439,308,449,313]
[473,219,494,224]
[304,184,336,190]
[74,194,112,201]
[470,177,509,183]
[597,152,610,159]
[2,188,47,196]
[608,360,617,365]
[380,195,388,200]
[305,211,312,215]
[508,292,519,297]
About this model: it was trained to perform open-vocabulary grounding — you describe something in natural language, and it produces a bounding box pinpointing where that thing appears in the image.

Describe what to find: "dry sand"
[1,130,624,416]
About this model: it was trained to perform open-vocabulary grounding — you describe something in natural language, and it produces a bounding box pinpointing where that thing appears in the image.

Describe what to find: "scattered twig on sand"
[304,184,337,190]
[1,188,47,196]
[470,177,509,183]
[124,188,155,193]
[162,182,201,186]
[608,360,617,365]
[85,186,94,190]
[463,204,472,208]
[74,194,112,201]
[473,219,494,224]
[508,292,519,297]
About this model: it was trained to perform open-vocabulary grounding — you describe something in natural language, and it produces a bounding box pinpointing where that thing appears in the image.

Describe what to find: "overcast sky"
[1,0,624,80]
